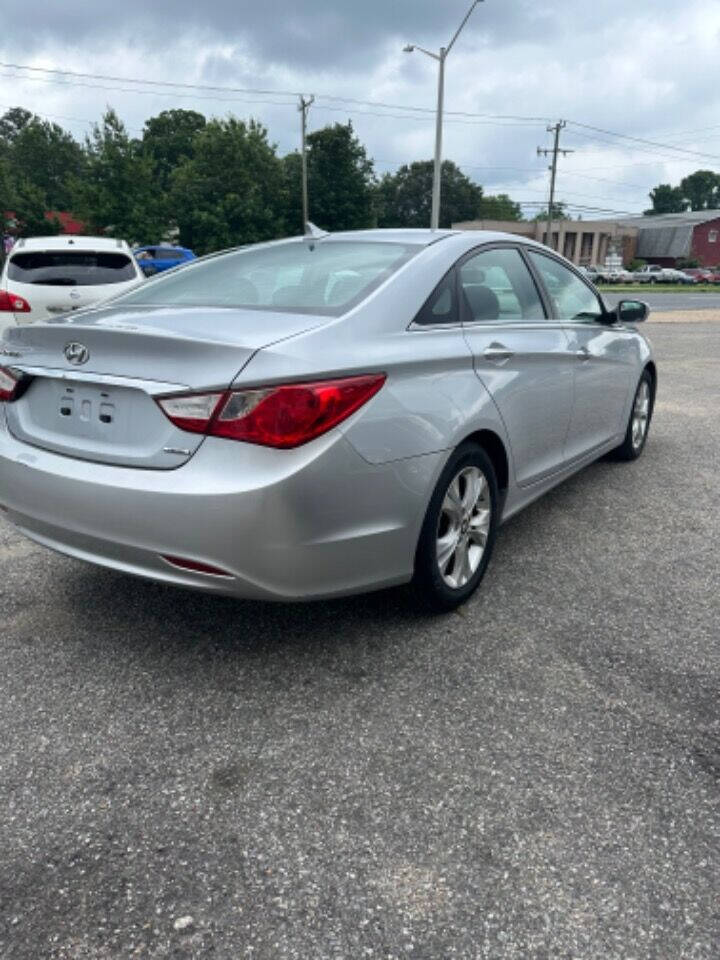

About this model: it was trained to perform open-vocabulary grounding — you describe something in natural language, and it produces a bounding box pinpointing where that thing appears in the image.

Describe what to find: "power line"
[0,60,553,123]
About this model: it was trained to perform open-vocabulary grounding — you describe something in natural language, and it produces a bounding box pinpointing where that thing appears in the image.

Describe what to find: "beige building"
[453,218,639,267]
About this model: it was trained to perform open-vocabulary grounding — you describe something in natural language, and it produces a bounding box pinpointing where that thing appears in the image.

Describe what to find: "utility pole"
[404,0,483,230]
[298,95,314,231]
[537,121,573,251]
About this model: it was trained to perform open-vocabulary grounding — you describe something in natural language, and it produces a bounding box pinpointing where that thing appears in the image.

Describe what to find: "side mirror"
[614,299,649,323]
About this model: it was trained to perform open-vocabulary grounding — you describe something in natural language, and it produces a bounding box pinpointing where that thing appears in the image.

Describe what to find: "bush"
[628,258,646,272]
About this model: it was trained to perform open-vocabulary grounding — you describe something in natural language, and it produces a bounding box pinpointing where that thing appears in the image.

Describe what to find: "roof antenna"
[304,221,328,252]
[304,221,328,239]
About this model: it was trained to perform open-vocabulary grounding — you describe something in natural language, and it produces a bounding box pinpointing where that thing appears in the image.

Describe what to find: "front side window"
[459,247,546,322]
[8,251,137,286]
[527,251,604,322]
[116,239,420,317]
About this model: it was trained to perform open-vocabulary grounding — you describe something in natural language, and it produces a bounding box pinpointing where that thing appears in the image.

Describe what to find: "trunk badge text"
[64,342,90,365]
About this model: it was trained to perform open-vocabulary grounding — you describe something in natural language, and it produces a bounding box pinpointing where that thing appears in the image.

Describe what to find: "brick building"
[453,209,720,268]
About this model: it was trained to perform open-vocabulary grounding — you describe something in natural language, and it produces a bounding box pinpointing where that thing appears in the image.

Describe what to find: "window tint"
[8,252,136,286]
[414,270,458,325]
[459,247,545,322]
[528,252,604,322]
[117,240,420,316]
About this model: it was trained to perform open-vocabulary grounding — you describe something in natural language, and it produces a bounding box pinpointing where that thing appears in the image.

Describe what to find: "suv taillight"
[0,291,31,313]
[0,366,22,402]
[156,374,386,449]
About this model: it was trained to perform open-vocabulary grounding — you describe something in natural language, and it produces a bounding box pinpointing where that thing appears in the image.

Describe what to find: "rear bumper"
[0,412,442,600]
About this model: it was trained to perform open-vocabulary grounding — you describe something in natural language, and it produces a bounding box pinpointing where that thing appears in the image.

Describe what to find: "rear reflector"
[0,366,22,402]
[156,374,386,449]
[0,290,31,313]
[161,555,234,577]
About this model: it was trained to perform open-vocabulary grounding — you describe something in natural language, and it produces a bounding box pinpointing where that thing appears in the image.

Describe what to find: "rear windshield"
[116,239,420,315]
[8,251,136,286]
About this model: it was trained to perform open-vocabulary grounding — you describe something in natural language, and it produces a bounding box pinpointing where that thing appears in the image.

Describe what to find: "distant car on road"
[0,228,656,610]
[134,245,195,276]
[0,235,144,334]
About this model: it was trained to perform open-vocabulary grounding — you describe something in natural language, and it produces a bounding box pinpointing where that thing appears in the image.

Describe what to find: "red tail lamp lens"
[157,374,385,449]
[0,366,22,402]
[0,291,31,313]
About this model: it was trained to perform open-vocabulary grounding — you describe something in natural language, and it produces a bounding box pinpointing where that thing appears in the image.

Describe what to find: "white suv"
[0,235,145,334]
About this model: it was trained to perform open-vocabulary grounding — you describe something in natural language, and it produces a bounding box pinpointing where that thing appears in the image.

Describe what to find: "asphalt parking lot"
[1,321,719,959]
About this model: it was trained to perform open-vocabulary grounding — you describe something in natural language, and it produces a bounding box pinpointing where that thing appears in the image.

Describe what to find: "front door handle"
[576,346,591,361]
[483,344,514,364]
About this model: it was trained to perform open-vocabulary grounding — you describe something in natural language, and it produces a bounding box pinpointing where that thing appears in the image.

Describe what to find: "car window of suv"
[459,247,546,322]
[527,251,604,322]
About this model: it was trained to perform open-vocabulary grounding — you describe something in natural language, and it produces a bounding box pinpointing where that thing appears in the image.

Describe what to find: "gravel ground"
[1,322,719,959]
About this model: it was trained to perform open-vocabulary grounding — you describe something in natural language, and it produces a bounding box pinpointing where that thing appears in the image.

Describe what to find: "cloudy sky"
[3,0,720,218]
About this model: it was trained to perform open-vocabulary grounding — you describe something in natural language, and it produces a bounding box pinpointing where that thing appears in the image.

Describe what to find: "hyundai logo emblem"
[69,289,81,301]
[64,342,90,365]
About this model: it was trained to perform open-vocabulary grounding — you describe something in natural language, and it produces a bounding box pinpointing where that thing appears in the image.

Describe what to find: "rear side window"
[413,270,458,325]
[8,252,136,286]
[155,249,185,260]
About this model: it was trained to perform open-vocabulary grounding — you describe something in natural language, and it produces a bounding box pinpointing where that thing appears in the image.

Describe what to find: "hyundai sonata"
[0,229,655,610]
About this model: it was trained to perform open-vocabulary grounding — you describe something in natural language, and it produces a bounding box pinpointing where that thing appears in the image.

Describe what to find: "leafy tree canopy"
[169,117,286,254]
[377,160,483,229]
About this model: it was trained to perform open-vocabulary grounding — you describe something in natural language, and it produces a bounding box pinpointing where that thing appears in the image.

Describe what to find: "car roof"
[11,235,132,253]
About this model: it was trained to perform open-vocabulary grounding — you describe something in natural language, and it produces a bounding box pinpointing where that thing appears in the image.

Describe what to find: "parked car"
[605,267,635,284]
[633,264,693,284]
[683,267,720,284]
[0,235,144,334]
[0,229,655,610]
[663,268,695,285]
[134,245,195,276]
[578,265,608,284]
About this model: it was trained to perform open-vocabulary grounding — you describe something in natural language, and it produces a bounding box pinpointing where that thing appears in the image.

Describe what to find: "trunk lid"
[2,303,329,468]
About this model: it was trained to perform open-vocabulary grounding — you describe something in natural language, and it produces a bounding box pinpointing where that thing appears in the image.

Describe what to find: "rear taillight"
[0,366,22,402]
[157,374,385,449]
[0,291,31,313]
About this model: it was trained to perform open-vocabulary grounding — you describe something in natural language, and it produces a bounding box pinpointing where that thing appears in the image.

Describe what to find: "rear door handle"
[483,344,514,364]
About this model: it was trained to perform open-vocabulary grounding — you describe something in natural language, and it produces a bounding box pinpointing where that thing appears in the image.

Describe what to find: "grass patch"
[606,284,720,294]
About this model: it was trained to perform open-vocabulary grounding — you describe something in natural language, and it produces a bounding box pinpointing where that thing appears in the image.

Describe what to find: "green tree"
[377,160,483,228]
[533,202,570,221]
[142,109,206,193]
[9,118,84,209]
[0,107,34,149]
[644,183,688,215]
[284,122,376,233]
[170,117,286,253]
[679,170,720,211]
[479,193,522,220]
[72,108,166,243]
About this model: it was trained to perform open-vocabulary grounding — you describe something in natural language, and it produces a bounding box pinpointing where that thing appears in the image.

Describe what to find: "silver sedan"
[0,229,655,610]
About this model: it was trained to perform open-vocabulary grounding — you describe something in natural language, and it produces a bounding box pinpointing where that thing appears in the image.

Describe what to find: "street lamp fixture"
[404,0,484,230]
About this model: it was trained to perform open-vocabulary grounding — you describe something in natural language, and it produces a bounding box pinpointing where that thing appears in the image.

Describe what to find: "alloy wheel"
[436,466,491,589]
[632,380,651,450]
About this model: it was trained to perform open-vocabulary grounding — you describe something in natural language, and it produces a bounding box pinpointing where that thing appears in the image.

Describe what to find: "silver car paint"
[0,230,654,600]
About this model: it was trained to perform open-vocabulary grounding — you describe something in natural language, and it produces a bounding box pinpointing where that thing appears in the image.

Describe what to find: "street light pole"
[405,0,483,230]
[431,49,446,232]
[298,94,314,231]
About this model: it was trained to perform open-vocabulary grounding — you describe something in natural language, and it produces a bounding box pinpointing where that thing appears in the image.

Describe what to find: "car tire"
[611,370,654,462]
[412,443,499,612]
